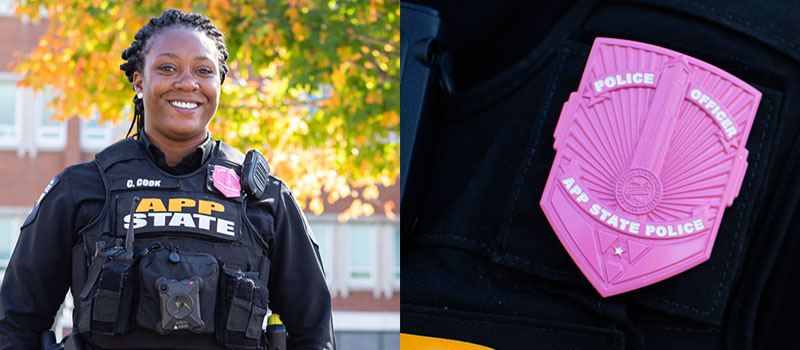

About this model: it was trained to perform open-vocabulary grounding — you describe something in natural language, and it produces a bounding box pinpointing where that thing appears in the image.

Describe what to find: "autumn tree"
[11,0,399,220]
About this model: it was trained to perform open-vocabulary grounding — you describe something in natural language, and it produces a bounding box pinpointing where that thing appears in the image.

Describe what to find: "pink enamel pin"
[540,38,761,297]
[213,165,241,198]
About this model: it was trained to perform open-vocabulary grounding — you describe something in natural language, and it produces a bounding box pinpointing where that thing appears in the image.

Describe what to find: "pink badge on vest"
[540,38,761,297]
[213,165,241,198]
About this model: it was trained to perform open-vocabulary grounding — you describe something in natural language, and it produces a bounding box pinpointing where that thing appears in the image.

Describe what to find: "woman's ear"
[133,71,143,95]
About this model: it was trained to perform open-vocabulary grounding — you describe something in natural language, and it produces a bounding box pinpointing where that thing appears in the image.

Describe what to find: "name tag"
[110,177,180,191]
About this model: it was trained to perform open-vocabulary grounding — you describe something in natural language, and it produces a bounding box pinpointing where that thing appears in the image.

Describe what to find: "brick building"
[0,4,398,348]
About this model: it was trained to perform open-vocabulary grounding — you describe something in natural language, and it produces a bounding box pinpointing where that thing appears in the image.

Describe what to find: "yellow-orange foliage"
[11,0,399,220]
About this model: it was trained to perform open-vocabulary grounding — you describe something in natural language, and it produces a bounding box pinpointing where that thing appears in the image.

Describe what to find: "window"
[0,216,20,270]
[349,224,375,287]
[0,79,20,146]
[36,87,67,148]
[308,221,334,283]
[0,0,14,16]
[80,113,114,150]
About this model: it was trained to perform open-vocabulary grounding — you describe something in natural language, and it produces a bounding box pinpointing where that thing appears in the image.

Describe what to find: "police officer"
[0,9,334,349]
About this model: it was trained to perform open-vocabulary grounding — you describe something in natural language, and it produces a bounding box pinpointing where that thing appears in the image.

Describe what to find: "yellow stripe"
[400,333,494,350]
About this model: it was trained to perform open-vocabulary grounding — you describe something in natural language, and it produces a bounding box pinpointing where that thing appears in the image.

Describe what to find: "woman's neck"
[143,130,208,166]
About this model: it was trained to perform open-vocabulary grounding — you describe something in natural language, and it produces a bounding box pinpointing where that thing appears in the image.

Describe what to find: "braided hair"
[120,8,229,137]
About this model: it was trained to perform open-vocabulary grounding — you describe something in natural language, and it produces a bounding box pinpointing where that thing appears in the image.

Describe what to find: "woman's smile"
[169,100,200,110]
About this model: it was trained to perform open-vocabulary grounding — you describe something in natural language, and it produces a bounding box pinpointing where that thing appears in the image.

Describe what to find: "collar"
[137,131,214,175]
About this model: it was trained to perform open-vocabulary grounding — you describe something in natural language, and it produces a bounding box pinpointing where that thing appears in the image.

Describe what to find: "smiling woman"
[120,10,228,165]
[0,8,335,350]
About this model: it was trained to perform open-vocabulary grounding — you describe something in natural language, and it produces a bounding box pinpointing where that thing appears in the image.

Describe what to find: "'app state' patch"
[116,195,241,242]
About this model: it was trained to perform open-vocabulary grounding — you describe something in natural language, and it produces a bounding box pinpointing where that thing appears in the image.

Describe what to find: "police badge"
[540,38,761,297]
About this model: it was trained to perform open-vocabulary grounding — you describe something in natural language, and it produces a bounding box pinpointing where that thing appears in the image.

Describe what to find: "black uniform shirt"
[138,131,213,175]
[0,132,334,349]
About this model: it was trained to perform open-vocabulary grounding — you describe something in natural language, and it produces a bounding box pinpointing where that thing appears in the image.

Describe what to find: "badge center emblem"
[615,168,661,214]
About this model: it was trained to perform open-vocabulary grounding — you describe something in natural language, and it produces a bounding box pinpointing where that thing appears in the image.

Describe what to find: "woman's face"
[133,26,221,142]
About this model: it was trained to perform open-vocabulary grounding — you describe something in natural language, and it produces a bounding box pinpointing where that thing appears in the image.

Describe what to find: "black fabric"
[399,3,446,237]
[90,258,135,335]
[218,268,269,349]
[137,131,214,176]
[0,136,334,349]
[401,0,800,349]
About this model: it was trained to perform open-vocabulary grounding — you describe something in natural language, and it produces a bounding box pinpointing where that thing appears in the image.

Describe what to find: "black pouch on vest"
[78,251,136,336]
[136,248,219,335]
[216,267,269,350]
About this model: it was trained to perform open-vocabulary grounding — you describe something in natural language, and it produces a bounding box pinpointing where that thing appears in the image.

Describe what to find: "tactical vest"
[73,138,270,350]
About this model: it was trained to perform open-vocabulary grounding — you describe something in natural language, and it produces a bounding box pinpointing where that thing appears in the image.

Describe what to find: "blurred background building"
[0,4,399,349]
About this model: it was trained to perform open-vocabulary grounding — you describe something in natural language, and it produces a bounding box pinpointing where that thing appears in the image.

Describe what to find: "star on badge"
[613,246,625,257]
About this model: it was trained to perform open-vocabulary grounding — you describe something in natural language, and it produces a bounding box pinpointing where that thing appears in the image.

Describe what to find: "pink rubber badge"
[540,38,761,297]
[213,165,241,198]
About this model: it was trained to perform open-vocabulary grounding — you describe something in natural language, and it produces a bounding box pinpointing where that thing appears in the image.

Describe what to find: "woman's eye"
[158,65,176,72]
[197,68,213,75]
